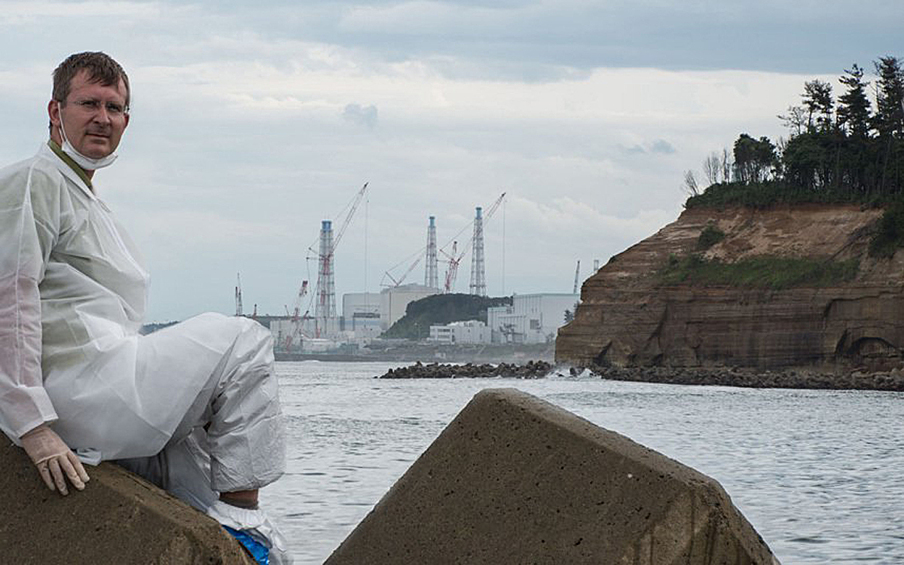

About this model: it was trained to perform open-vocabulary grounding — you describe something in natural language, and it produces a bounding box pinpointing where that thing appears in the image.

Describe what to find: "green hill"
[383,293,512,340]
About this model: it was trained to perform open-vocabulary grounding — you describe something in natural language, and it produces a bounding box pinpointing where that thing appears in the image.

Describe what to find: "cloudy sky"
[2,1,901,322]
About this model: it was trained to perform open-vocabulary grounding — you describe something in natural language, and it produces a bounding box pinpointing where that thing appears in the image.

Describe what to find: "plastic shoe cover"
[224,526,269,565]
[207,500,293,565]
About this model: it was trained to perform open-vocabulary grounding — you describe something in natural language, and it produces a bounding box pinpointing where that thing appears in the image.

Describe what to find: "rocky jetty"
[575,364,904,391]
[379,360,553,379]
[557,204,904,371]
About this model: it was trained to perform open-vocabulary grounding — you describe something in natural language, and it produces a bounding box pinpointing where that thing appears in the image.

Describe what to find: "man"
[0,52,291,564]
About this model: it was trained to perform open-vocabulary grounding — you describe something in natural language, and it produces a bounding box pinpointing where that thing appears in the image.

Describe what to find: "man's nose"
[92,105,112,124]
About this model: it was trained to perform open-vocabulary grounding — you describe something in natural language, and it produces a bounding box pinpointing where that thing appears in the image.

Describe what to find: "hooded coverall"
[0,143,285,506]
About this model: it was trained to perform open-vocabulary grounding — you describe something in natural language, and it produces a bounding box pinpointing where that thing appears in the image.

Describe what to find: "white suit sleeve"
[0,163,59,440]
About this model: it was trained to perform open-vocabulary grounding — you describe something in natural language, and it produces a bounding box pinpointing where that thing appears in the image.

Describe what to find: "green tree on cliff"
[687,54,904,207]
[837,64,872,138]
[733,134,776,184]
[873,56,904,139]
[802,79,835,132]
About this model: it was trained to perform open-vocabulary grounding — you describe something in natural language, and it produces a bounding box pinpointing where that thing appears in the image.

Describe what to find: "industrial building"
[342,292,382,338]
[487,293,580,344]
[428,320,491,345]
[380,284,441,330]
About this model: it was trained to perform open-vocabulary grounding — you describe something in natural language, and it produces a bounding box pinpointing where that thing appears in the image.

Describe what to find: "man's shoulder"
[0,149,66,193]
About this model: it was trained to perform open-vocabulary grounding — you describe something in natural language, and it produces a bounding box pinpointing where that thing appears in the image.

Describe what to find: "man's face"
[49,70,130,159]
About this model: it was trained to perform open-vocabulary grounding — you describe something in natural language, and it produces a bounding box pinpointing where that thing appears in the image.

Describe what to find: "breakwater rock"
[577,364,904,391]
[0,442,253,564]
[326,388,779,565]
[379,360,553,379]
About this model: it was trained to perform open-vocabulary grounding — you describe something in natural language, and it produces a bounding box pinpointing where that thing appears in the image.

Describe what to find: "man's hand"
[20,425,89,495]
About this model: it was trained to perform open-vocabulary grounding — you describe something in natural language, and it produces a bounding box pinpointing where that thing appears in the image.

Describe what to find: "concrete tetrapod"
[326,388,779,565]
[0,443,253,565]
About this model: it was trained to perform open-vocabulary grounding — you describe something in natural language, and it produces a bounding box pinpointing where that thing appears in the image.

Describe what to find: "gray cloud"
[650,140,676,154]
[343,103,379,129]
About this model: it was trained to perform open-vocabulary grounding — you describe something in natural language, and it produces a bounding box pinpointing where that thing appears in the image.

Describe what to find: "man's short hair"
[52,52,130,109]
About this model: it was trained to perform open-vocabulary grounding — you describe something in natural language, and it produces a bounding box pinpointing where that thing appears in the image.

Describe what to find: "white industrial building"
[341,292,382,339]
[487,293,580,344]
[380,283,441,330]
[429,320,491,344]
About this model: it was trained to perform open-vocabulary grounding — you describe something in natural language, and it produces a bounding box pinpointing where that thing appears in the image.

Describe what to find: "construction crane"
[382,252,425,287]
[331,182,369,254]
[572,260,581,294]
[440,192,506,293]
[442,241,458,293]
[234,273,243,316]
[382,216,438,289]
[283,280,309,351]
[308,182,370,336]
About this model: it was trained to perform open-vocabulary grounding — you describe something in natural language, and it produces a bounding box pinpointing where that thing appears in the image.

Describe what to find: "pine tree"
[802,80,834,132]
[837,64,872,138]
[873,56,904,138]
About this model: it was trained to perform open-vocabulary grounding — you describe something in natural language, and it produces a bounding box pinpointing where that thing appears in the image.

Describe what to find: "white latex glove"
[20,425,89,495]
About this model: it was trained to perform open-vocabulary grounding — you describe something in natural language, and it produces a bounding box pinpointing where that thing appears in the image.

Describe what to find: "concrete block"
[0,442,252,565]
[326,388,778,565]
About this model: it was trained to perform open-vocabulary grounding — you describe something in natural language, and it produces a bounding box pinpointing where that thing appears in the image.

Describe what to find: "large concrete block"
[326,388,778,565]
[0,442,252,565]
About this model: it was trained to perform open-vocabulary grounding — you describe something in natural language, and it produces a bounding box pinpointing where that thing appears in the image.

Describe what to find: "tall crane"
[234,273,243,316]
[284,280,309,351]
[440,192,506,293]
[310,182,369,337]
[572,260,581,294]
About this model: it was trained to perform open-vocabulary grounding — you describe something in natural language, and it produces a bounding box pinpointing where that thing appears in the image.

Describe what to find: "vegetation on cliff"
[685,56,903,208]
[660,254,860,290]
[682,54,904,258]
[383,293,511,340]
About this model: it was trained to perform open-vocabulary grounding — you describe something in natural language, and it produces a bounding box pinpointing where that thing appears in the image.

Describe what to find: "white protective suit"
[0,143,285,498]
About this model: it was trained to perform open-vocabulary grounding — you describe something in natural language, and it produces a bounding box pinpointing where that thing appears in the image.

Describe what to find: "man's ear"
[47,100,61,127]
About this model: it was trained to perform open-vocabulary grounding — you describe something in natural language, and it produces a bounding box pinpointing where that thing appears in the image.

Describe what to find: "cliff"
[556,204,904,370]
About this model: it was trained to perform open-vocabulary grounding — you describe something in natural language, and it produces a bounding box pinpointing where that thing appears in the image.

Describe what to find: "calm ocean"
[262,361,904,564]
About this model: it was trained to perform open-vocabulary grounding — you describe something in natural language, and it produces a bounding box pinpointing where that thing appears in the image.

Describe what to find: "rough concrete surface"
[326,388,779,565]
[0,442,253,565]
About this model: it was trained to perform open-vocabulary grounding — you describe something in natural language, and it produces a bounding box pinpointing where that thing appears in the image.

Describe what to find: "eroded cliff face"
[556,205,904,370]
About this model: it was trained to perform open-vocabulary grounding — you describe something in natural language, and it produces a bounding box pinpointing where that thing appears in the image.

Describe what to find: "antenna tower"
[315,220,336,336]
[425,216,438,289]
[234,273,243,316]
[469,207,486,296]
[572,260,581,294]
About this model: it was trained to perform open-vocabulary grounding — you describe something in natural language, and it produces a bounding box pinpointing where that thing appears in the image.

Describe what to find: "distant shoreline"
[326,358,904,391]
[587,365,904,391]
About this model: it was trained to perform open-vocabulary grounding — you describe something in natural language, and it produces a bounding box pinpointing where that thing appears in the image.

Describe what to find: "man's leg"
[128,312,290,562]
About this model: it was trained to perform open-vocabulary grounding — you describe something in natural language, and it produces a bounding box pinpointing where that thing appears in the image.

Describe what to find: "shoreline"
[587,365,904,391]
[371,360,904,391]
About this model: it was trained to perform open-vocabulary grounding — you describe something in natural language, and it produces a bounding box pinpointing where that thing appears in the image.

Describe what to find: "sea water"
[261,361,904,564]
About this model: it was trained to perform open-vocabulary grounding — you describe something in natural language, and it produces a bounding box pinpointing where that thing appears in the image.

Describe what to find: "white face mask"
[57,103,119,170]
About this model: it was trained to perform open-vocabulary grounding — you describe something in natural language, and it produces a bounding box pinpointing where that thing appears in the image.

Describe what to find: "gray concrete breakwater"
[379,360,553,379]
[379,360,904,390]
[326,388,779,564]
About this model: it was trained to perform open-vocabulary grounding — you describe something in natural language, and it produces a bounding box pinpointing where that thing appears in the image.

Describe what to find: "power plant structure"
[425,216,438,289]
[315,219,337,336]
[310,182,370,339]
[234,272,243,316]
[469,206,487,296]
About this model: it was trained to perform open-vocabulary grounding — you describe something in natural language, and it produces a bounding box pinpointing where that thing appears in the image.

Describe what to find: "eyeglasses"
[69,98,129,117]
